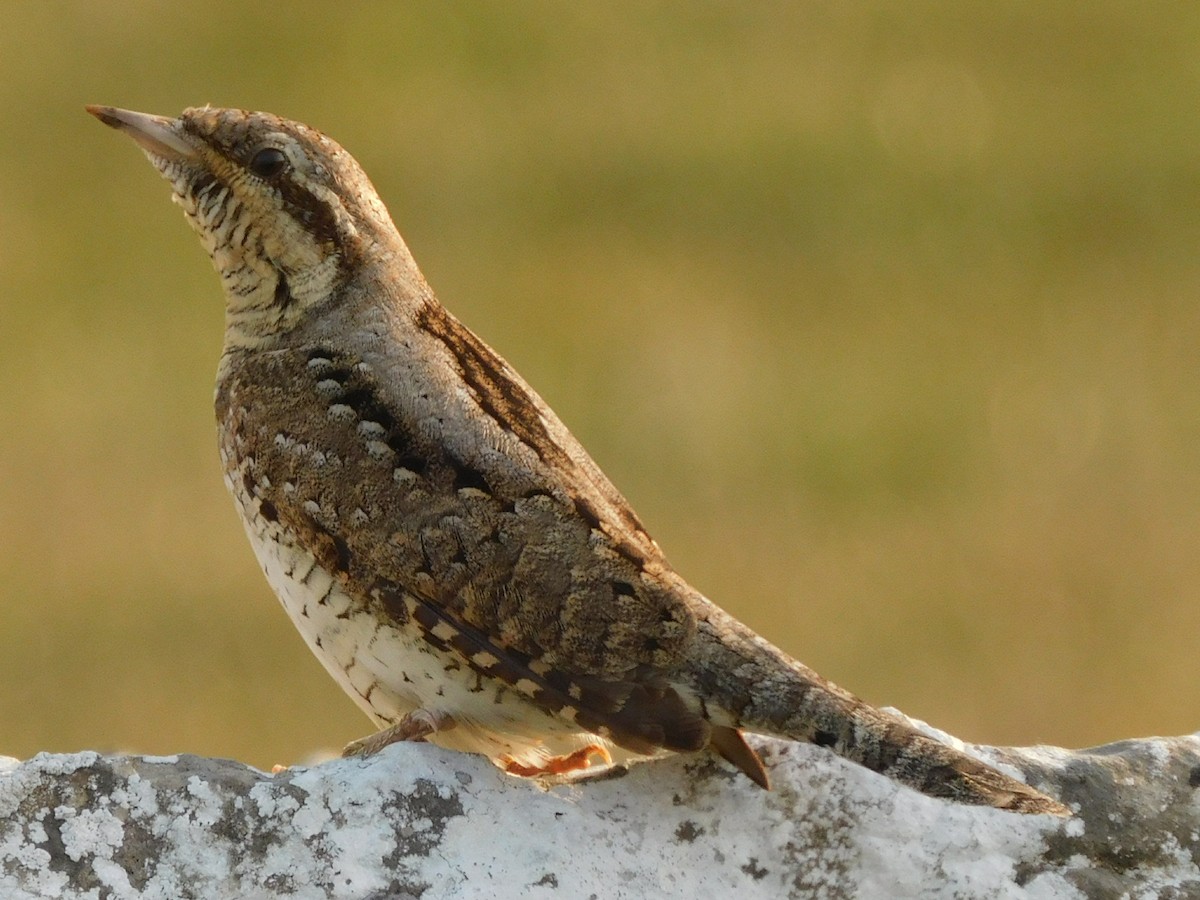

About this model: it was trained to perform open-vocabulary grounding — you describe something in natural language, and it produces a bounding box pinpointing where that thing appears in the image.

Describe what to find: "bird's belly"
[239,509,605,767]
[244,515,422,721]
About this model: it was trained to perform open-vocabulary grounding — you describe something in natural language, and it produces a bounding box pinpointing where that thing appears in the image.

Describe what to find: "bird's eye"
[249,147,289,180]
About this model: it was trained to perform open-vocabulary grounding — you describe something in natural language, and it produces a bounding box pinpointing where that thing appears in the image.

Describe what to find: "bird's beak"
[86,105,197,162]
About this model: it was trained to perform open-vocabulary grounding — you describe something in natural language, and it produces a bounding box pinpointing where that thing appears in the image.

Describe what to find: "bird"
[87,103,1068,816]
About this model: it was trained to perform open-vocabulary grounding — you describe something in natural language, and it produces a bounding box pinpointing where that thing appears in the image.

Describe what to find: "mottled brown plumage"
[88,103,1068,815]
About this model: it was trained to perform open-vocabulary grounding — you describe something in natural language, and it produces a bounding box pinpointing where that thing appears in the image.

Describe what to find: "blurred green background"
[3,3,1199,769]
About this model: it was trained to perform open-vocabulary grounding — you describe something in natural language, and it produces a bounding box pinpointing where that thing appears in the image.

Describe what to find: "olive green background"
[3,4,1199,769]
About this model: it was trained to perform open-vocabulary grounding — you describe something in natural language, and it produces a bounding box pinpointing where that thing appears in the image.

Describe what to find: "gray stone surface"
[2,721,1198,898]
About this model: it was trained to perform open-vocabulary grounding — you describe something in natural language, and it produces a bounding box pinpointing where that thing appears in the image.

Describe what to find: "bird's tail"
[687,606,1069,816]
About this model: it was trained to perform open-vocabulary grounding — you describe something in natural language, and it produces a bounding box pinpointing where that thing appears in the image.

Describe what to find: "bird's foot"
[501,743,612,778]
[342,708,456,758]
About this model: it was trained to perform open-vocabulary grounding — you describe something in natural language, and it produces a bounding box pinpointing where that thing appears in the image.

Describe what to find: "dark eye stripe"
[276,181,346,253]
[182,120,352,267]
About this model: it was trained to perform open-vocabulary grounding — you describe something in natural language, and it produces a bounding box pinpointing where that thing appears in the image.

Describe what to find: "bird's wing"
[219,331,712,756]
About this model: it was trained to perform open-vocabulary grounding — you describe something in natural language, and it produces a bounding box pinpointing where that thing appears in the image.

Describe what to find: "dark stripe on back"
[415,302,572,472]
[414,302,654,568]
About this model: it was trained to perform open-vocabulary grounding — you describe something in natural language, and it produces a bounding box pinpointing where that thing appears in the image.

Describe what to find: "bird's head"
[88,105,418,348]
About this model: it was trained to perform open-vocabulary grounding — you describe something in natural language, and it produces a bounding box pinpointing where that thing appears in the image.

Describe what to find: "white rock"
[1,722,1198,899]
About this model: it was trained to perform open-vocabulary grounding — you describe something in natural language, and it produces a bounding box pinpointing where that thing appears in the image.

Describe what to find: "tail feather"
[687,608,1069,816]
[710,725,771,789]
